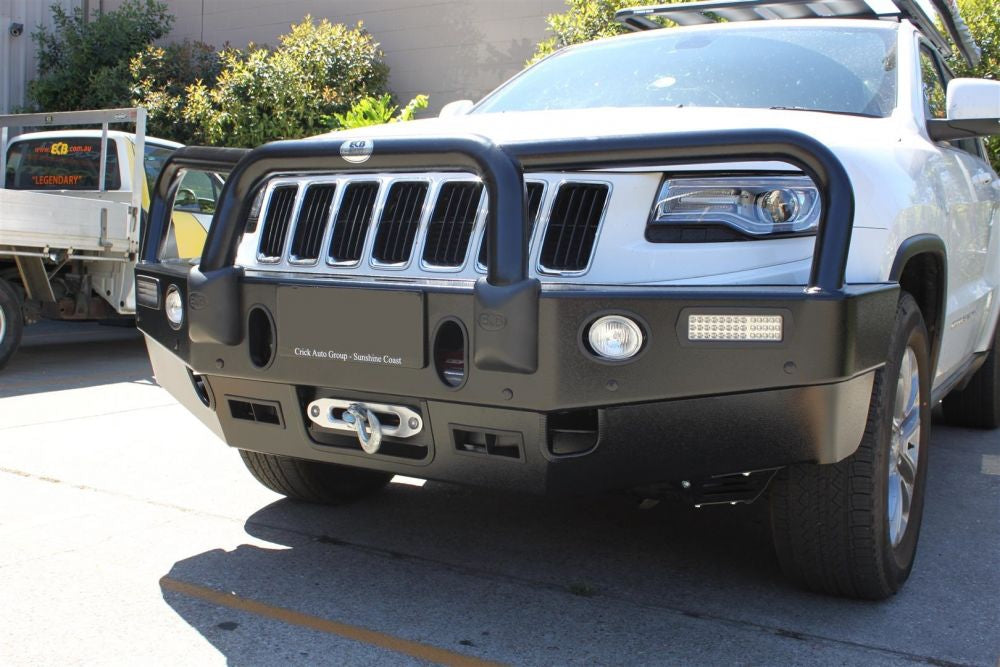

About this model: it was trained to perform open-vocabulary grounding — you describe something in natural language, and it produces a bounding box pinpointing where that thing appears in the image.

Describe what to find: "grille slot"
[422,182,483,267]
[329,182,379,263]
[478,182,544,268]
[257,185,298,260]
[371,181,428,264]
[539,183,608,273]
[289,184,336,262]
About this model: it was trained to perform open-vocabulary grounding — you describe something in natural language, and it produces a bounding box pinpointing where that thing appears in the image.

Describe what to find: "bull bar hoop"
[141,130,855,373]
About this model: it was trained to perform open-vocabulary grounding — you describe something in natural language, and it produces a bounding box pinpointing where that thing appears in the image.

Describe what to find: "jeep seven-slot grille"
[289,184,336,261]
[539,183,609,273]
[252,178,607,275]
[257,185,298,259]
[422,182,483,267]
[329,182,379,263]
[372,182,428,264]
[478,182,544,268]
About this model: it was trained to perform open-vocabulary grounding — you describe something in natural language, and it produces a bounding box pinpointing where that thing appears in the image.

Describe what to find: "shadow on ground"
[158,434,1000,666]
[1,321,151,398]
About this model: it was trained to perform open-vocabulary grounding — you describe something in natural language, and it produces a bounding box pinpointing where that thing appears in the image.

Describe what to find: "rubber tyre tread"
[0,278,25,371]
[238,450,392,504]
[941,322,1000,429]
[770,293,930,600]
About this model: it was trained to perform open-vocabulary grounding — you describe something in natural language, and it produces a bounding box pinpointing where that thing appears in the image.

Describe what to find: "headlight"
[165,285,184,329]
[650,176,820,237]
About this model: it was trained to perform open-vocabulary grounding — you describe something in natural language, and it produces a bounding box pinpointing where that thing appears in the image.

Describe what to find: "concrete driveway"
[1,322,998,665]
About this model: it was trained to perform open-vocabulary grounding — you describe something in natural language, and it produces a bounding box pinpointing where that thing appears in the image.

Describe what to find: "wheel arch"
[889,234,947,376]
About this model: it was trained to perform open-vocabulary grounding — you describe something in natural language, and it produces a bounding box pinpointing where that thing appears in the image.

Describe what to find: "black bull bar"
[141,130,854,375]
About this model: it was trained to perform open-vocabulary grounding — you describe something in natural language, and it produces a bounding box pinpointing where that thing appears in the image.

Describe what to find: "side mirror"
[927,78,1000,141]
[439,100,474,119]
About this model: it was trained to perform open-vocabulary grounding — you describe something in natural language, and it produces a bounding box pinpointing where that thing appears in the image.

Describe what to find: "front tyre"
[238,450,392,504]
[769,293,930,599]
[0,278,25,371]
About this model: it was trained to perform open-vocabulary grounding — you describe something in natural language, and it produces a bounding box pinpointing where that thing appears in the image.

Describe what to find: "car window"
[160,168,225,262]
[144,143,176,197]
[5,137,121,190]
[173,169,221,214]
[475,26,898,117]
[919,47,946,120]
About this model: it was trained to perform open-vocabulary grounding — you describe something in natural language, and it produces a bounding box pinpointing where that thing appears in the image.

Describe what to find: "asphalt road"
[1,321,998,666]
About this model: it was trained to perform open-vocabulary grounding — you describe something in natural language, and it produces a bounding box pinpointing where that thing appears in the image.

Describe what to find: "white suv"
[135,0,1000,599]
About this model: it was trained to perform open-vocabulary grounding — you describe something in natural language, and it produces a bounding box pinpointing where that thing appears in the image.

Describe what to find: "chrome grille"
[290,184,336,262]
[329,181,379,263]
[478,182,544,268]
[371,181,428,264]
[539,183,609,273]
[246,175,610,278]
[422,181,484,267]
[257,185,297,260]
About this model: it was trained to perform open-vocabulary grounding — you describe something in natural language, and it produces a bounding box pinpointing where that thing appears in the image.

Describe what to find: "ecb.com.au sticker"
[340,139,373,164]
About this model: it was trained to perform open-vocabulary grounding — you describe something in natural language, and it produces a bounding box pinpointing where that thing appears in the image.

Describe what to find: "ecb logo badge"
[340,139,374,164]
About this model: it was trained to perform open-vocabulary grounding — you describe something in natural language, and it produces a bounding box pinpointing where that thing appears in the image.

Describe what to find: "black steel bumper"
[137,131,898,493]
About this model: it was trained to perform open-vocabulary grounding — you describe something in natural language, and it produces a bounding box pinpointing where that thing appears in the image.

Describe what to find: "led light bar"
[688,314,783,342]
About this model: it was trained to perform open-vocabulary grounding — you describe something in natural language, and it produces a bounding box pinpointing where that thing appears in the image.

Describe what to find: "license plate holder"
[276,285,425,369]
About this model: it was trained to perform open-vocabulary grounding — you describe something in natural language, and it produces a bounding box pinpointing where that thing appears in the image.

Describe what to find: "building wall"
[106,0,565,114]
[0,0,82,114]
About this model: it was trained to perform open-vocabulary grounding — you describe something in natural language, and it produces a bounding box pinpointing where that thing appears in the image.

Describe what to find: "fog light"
[165,285,184,329]
[587,315,644,360]
[688,314,782,342]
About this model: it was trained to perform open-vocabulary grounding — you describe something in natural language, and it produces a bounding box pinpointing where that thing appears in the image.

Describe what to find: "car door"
[918,44,998,377]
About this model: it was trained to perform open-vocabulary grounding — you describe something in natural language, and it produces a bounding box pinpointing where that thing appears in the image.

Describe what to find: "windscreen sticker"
[34,142,94,155]
[31,174,84,186]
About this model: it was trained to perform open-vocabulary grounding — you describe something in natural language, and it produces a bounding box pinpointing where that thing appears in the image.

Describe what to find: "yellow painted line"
[160,577,504,667]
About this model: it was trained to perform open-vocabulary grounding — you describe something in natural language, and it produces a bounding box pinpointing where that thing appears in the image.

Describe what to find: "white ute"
[136,0,1000,599]
[0,108,217,369]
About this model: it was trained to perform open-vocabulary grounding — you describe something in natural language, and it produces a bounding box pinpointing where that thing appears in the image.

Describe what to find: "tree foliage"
[29,0,173,111]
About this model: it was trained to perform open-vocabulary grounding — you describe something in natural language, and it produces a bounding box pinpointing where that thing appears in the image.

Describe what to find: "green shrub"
[334,93,429,129]
[130,40,220,144]
[29,0,172,111]
[139,17,398,147]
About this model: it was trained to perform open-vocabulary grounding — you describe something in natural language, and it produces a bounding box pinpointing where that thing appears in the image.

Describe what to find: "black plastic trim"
[889,233,947,374]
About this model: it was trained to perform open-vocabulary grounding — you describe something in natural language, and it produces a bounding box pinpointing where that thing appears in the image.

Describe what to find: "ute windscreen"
[5,137,120,190]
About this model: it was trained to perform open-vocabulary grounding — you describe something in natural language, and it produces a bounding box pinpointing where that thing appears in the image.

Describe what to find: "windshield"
[475,26,898,117]
[5,137,121,190]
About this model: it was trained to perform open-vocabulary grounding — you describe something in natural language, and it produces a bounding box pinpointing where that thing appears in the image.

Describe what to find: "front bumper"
[138,131,893,494]
[140,269,896,493]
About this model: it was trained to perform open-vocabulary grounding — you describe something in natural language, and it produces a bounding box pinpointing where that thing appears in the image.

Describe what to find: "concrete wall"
[0,0,82,114]
[106,0,565,114]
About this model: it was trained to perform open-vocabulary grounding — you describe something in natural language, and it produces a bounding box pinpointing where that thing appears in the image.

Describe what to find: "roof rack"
[614,0,980,66]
